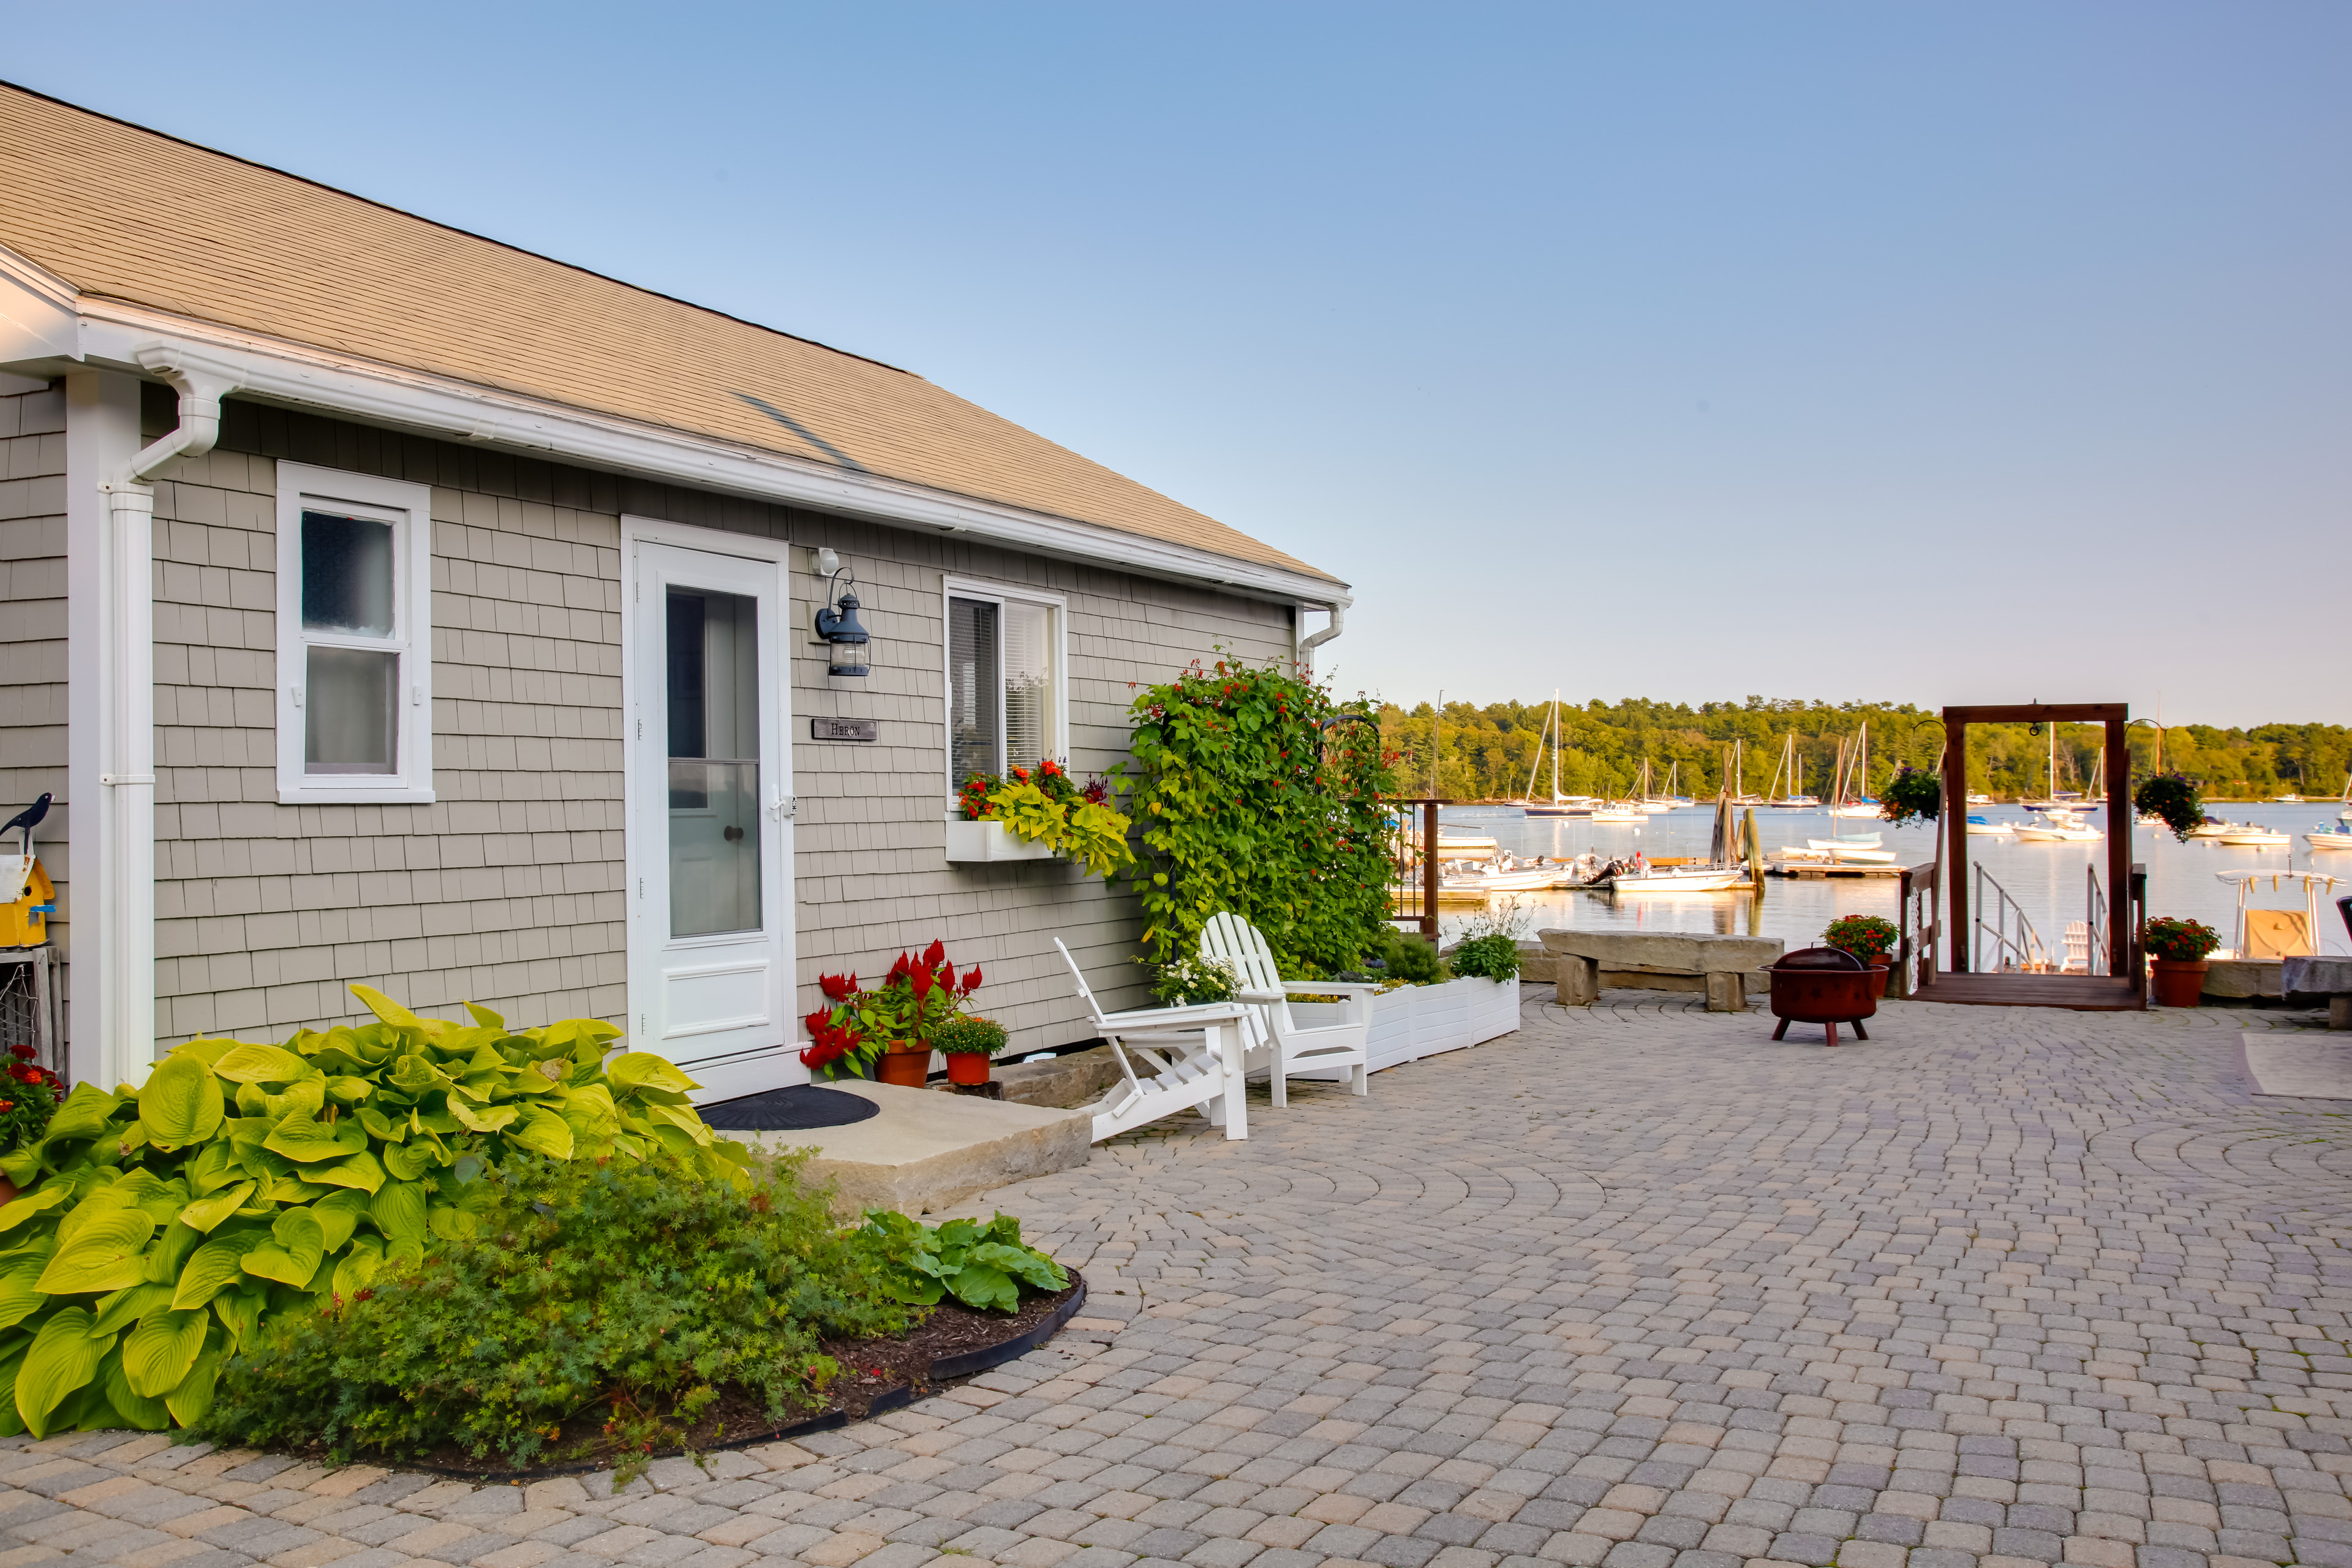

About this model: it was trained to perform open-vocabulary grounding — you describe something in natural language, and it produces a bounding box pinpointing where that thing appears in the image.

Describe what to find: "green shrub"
[856,1211,1068,1313]
[194,1150,903,1476]
[1449,934,1521,981]
[0,986,748,1439]
[1121,655,1395,973]
[1371,927,1448,985]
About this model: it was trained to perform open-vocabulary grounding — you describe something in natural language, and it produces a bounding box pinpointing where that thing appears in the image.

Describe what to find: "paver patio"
[3,991,2347,1568]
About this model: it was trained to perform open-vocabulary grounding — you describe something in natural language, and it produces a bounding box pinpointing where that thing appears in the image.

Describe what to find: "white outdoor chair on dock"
[1199,912,1375,1104]
[1054,939,1259,1142]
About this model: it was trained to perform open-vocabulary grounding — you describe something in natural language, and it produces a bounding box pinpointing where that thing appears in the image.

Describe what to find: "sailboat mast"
[1552,692,1562,799]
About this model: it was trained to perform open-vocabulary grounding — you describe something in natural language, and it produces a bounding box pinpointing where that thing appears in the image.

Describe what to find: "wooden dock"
[1767,861,1907,879]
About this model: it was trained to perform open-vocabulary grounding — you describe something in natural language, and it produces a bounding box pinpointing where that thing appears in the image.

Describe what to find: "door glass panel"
[301,511,395,635]
[1003,600,1054,770]
[948,596,1000,784]
[305,646,398,773]
[667,587,761,938]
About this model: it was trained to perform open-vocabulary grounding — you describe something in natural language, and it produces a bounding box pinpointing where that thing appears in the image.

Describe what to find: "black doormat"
[698,1084,881,1131]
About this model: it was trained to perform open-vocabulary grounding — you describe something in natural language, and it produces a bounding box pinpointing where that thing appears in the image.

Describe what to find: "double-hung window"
[944,579,1065,793]
[275,462,434,803]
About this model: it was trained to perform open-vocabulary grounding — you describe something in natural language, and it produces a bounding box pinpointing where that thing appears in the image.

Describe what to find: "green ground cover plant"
[192,1150,901,1476]
[0,986,746,1439]
[856,1211,1068,1313]
[956,761,1134,877]
[1123,655,1394,973]
[1370,927,1448,986]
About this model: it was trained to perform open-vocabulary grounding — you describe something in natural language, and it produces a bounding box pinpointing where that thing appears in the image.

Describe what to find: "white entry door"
[626,530,796,1100]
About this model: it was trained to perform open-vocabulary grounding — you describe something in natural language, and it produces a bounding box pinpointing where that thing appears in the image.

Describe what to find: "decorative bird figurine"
[2,794,50,859]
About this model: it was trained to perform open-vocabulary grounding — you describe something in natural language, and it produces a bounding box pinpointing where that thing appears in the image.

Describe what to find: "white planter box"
[1291,974,1521,1074]
[944,816,1057,864]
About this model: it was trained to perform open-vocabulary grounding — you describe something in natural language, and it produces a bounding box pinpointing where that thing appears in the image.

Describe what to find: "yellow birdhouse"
[0,856,55,948]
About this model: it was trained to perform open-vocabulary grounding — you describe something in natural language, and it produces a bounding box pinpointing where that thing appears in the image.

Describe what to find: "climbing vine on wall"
[1120,655,1395,974]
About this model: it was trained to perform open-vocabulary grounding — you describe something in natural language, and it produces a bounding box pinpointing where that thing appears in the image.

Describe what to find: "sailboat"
[1605,793,1752,892]
[1786,737,1898,862]
[1826,722,1882,818]
[1517,691,1598,816]
[1722,739,1763,805]
[1637,760,1681,813]
[2011,726,2103,842]
[1763,733,1819,809]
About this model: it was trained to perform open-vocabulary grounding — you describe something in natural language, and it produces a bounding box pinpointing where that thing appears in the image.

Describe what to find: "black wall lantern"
[812,548,870,677]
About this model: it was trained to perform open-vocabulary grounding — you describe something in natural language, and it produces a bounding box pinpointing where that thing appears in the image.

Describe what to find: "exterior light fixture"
[813,559,870,677]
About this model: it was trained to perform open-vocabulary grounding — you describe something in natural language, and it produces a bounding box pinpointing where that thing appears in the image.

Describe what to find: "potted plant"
[933,1016,1008,1087]
[1823,914,1901,997]
[0,1046,61,1204]
[949,761,1136,876]
[2144,916,2221,1006]
[1879,766,1942,826]
[2134,773,2206,842]
[802,941,984,1086]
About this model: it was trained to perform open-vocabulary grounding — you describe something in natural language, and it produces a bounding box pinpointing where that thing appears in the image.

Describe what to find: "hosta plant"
[857,1210,1069,1313]
[0,985,747,1438]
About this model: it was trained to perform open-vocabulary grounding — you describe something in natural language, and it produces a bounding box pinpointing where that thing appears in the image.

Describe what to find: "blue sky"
[8,3,2346,726]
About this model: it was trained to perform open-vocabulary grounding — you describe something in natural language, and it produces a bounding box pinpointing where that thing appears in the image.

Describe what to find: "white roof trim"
[15,279,1346,608]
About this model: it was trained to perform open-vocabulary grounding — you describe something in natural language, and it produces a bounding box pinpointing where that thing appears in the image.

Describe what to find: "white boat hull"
[2013,826,2103,842]
[2307,832,2352,851]
[1827,804,1882,819]
[2217,832,2290,847]
[1966,822,2014,836]
[1807,835,1882,850]
[1589,810,1644,824]
[1787,845,1899,864]
[1607,868,1748,893]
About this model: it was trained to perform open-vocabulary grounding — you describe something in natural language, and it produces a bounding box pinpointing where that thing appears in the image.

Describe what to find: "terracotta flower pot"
[2150,959,2208,1008]
[876,1043,930,1087]
[945,1053,992,1087]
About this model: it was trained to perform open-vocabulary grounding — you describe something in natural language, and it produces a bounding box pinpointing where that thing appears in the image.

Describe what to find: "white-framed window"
[943,578,1066,795]
[274,462,434,804]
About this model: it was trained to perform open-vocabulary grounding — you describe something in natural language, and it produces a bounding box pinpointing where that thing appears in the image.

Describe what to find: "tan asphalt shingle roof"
[0,83,1335,584]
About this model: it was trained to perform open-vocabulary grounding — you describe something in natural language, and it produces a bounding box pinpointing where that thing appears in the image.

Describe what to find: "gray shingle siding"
[118,396,1291,1061]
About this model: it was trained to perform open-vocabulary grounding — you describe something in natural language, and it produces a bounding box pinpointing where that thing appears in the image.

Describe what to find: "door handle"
[769,794,796,821]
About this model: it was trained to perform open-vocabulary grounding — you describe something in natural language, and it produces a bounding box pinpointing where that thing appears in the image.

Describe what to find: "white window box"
[1292,974,1521,1073]
[944,815,1057,864]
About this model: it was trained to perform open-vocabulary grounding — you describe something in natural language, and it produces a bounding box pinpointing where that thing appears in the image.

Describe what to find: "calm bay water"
[1433,801,2352,962]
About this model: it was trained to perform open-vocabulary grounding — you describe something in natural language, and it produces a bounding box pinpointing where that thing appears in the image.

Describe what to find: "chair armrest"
[1282,981,1381,997]
[1096,1000,1255,1029]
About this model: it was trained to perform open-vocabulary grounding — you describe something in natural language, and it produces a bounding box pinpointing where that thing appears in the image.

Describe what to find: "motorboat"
[1589,801,1646,823]
[1965,793,1992,806]
[1809,832,1881,850]
[1781,843,1900,865]
[2188,817,2247,839]
[2305,830,2352,852]
[1439,851,1570,894]
[1604,863,1749,893]
[1768,794,1821,809]
[1965,815,2013,836]
[2215,826,2291,848]
[2013,808,2101,843]
[1827,801,1883,819]
[2267,793,2305,804]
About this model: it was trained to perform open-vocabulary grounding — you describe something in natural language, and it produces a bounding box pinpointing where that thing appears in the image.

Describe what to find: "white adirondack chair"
[1053,939,1257,1142]
[1199,912,1375,1104]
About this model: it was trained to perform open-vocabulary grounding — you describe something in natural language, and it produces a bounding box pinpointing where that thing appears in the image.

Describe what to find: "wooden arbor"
[1937,703,2144,1010]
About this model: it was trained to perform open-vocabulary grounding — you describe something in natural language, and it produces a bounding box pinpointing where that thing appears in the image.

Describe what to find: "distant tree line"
[1379,696,2352,804]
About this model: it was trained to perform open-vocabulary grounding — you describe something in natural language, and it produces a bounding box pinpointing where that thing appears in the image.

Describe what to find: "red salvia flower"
[921,938,946,969]
[962,966,984,993]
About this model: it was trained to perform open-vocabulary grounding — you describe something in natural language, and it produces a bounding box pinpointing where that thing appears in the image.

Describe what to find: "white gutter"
[1298,601,1345,675]
[88,344,242,1087]
[46,297,1351,614]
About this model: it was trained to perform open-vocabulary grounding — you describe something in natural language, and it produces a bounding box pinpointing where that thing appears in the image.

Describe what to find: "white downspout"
[1297,600,1345,676]
[91,345,240,1087]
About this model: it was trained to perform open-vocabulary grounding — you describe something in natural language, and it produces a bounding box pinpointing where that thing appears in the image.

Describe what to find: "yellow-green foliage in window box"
[0,985,748,1438]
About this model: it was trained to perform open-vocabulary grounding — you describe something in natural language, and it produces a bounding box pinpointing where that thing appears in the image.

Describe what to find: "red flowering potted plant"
[802,941,984,1087]
[2144,916,2221,1007]
[0,1046,64,1204]
[1823,914,1901,998]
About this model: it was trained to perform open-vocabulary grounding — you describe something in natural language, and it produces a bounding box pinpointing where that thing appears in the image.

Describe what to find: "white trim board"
[940,575,1071,801]
[7,277,1351,612]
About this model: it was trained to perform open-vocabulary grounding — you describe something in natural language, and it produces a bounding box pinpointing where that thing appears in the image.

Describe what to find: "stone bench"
[2282,956,2352,1030]
[1539,930,1785,1012]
